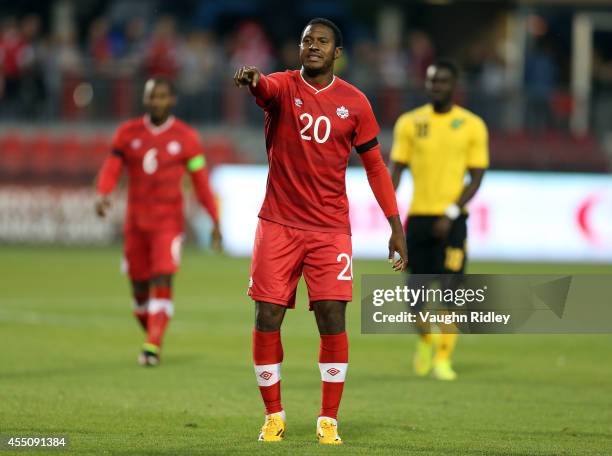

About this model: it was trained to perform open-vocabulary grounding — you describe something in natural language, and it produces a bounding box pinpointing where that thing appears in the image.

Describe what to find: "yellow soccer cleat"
[317,417,342,445]
[432,359,458,381]
[258,413,285,442]
[413,339,433,377]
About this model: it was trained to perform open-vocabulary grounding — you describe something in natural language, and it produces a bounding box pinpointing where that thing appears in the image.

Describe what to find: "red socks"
[253,329,283,415]
[132,291,149,331]
[146,286,173,349]
[319,332,349,420]
[252,329,349,421]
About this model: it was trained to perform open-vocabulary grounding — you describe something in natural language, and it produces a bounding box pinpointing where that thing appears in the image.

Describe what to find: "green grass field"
[1,246,611,455]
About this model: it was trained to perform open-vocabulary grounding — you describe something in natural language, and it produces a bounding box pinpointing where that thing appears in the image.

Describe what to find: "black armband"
[355,137,379,154]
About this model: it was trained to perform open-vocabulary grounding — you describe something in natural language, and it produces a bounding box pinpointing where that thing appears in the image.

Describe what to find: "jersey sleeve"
[352,94,380,151]
[359,146,399,217]
[182,129,205,164]
[390,114,413,165]
[97,124,128,194]
[110,123,129,155]
[466,117,490,169]
[182,128,219,223]
[189,167,219,223]
[250,71,287,109]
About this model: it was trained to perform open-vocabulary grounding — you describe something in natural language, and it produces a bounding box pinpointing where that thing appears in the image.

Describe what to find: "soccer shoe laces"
[261,415,284,438]
[320,420,335,431]
[318,419,340,440]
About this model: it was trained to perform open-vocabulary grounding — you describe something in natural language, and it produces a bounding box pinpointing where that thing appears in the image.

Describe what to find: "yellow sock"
[434,333,458,362]
[416,319,432,344]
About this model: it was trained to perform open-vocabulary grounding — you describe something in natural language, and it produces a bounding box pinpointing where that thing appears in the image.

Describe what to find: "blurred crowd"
[0,13,486,126]
[0,14,225,120]
[1,12,611,134]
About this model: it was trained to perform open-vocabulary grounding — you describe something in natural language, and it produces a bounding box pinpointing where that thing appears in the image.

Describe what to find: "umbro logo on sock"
[259,371,273,381]
[326,368,340,376]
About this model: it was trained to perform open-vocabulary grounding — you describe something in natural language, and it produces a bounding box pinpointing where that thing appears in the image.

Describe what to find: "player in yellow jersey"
[390,59,489,380]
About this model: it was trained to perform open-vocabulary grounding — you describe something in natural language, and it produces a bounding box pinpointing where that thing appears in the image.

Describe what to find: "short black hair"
[432,59,459,79]
[303,18,343,48]
[146,76,176,95]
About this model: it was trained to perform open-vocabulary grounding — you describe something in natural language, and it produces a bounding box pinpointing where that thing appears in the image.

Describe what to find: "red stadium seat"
[0,132,27,180]
[490,131,608,173]
[86,135,112,176]
[29,133,55,181]
[57,135,84,181]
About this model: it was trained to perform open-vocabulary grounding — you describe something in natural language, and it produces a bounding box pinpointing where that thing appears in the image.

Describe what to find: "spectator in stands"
[592,48,612,137]
[177,30,222,121]
[42,28,82,118]
[378,40,409,125]
[0,14,44,117]
[118,17,147,72]
[88,18,115,118]
[406,30,435,88]
[19,14,45,117]
[524,40,557,134]
[349,39,379,90]
[226,20,274,124]
[0,17,32,116]
[144,16,180,79]
[89,18,114,73]
[479,48,508,130]
[229,20,274,74]
[110,17,148,118]
[464,42,508,130]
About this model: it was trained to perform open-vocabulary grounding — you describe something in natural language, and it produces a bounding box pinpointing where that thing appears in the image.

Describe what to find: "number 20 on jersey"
[300,113,331,144]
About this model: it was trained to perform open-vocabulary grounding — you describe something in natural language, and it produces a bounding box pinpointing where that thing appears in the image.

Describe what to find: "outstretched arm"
[233,65,281,107]
[359,146,408,271]
[95,150,123,217]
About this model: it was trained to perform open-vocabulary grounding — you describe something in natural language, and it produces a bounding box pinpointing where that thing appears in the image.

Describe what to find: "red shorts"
[123,228,184,281]
[248,218,353,309]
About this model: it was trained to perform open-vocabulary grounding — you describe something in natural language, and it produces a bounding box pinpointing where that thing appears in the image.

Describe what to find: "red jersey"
[252,70,380,234]
[0,33,28,78]
[101,115,206,231]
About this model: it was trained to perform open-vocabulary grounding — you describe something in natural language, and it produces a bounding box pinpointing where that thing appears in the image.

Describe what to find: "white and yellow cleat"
[258,412,285,442]
[432,359,458,381]
[317,417,342,445]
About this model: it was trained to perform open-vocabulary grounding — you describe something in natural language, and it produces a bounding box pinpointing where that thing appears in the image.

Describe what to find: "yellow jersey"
[390,104,489,216]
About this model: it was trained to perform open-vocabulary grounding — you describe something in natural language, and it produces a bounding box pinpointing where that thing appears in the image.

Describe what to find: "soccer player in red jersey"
[95,77,221,366]
[234,18,408,444]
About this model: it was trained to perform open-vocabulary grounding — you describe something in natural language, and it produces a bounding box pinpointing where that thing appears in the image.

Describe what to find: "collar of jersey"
[428,104,457,117]
[143,114,175,135]
[299,70,336,94]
